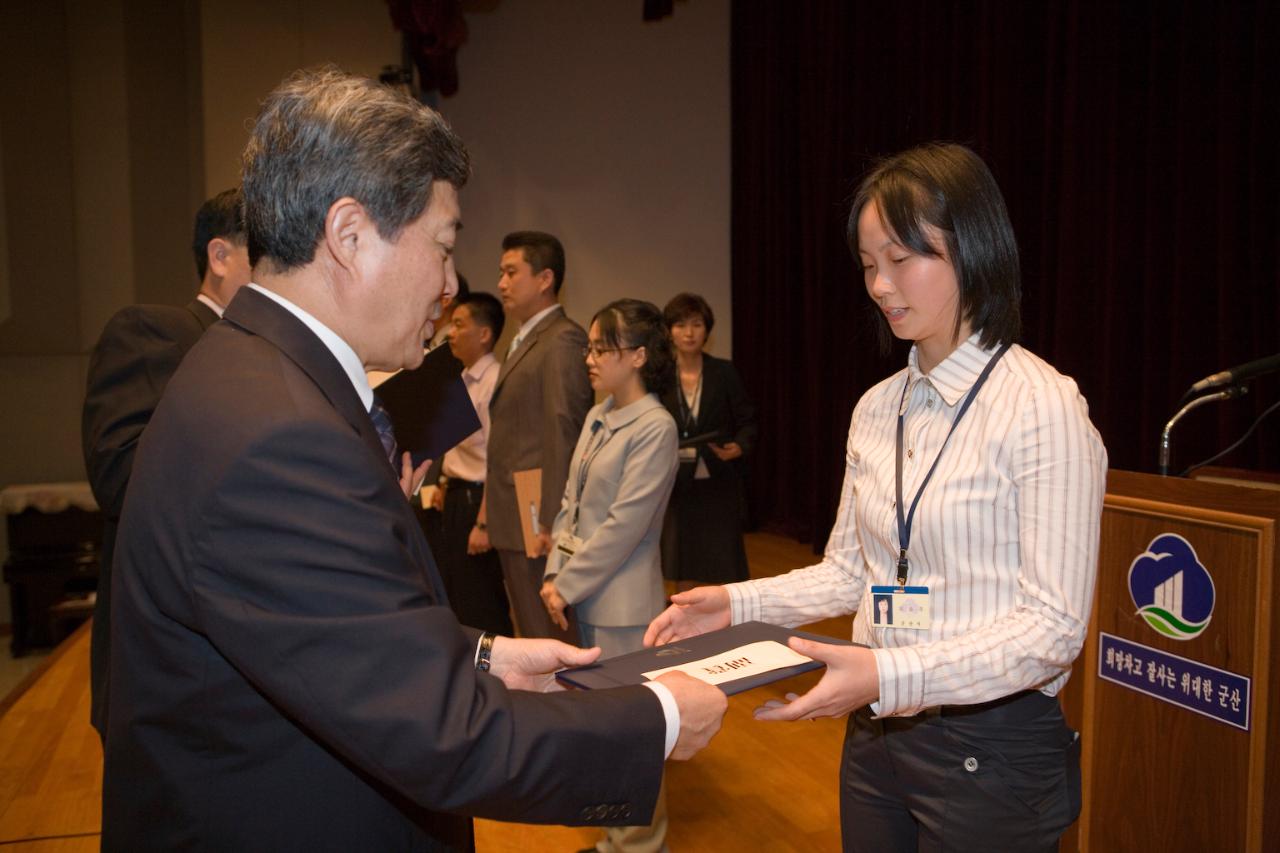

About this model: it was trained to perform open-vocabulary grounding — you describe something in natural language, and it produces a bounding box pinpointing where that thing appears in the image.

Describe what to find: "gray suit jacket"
[546,394,678,627]
[486,306,592,551]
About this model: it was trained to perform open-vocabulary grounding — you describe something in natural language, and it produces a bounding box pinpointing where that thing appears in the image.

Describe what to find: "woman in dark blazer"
[660,293,758,589]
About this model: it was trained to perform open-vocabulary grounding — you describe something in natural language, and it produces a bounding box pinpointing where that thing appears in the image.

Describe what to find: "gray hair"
[242,65,471,271]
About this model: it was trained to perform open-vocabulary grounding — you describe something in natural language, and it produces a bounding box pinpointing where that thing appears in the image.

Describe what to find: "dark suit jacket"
[102,288,664,852]
[486,306,592,551]
[81,298,218,736]
[661,353,757,484]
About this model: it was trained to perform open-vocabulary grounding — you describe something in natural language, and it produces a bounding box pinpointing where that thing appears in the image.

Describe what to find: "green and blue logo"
[1127,534,1215,641]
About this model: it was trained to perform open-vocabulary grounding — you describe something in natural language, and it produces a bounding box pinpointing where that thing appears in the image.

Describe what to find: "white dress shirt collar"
[907,333,1001,408]
[247,283,374,411]
[196,293,225,318]
[464,351,498,384]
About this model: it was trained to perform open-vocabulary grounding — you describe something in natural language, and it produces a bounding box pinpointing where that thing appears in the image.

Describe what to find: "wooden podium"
[1059,470,1280,852]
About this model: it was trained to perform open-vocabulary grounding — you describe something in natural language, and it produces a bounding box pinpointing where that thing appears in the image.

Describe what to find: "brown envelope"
[512,468,542,558]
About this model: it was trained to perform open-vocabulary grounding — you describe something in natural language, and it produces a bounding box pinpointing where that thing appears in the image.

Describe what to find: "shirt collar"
[908,333,1002,408]
[247,283,374,411]
[515,303,563,341]
[463,351,497,383]
[597,392,664,431]
[196,293,225,317]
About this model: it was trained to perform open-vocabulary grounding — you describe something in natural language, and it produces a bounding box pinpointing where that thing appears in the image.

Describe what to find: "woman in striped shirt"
[645,142,1107,853]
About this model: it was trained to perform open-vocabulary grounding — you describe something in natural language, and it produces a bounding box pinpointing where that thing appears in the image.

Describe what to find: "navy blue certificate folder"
[375,344,481,465]
[555,621,857,695]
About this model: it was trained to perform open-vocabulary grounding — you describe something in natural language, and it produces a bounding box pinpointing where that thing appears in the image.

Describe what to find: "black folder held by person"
[677,429,725,450]
[555,621,857,695]
[372,344,481,466]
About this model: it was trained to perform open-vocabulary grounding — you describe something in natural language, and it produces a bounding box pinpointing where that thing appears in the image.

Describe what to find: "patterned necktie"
[369,396,399,469]
[507,333,523,357]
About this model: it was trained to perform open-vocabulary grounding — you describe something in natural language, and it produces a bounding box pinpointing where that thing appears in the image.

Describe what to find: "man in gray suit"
[487,231,592,640]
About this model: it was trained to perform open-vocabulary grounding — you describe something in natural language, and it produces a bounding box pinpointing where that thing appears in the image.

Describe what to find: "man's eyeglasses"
[582,344,639,359]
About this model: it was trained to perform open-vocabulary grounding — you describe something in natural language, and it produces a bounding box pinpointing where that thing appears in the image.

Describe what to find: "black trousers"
[840,691,1081,853]
[437,482,512,636]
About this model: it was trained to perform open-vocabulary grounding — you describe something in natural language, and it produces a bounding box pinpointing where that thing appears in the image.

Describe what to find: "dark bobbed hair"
[847,142,1021,351]
[454,272,470,301]
[456,291,504,344]
[192,187,246,280]
[242,65,471,271]
[501,231,565,294]
[591,298,675,398]
[662,292,715,335]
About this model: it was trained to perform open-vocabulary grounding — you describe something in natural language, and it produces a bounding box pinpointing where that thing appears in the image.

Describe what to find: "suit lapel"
[223,288,448,602]
[222,288,388,469]
[494,305,564,393]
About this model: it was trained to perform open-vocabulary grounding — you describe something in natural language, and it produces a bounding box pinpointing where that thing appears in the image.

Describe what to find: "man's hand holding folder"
[653,671,728,760]
[642,586,881,721]
[492,635,726,761]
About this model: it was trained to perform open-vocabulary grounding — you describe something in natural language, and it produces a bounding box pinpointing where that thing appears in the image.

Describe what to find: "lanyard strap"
[894,343,1011,586]
[572,419,612,529]
[678,372,702,435]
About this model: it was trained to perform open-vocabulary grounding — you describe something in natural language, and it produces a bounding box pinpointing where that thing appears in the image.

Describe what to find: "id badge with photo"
[555,532,585,559]
[869,585,932,630]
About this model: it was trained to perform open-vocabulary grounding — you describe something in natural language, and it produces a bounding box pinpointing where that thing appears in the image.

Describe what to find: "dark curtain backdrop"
[731,1,1280,547]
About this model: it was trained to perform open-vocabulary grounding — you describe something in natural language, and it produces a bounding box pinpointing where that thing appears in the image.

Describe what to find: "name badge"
[555,532,584,559]
[870,585,932,630]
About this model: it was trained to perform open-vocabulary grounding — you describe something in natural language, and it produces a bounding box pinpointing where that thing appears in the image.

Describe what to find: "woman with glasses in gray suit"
[541,298,678,853]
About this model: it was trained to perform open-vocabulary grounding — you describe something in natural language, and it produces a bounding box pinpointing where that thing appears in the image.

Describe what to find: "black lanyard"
[677,372,702,436]
[894,343,1010,586]
[572,419,613,529]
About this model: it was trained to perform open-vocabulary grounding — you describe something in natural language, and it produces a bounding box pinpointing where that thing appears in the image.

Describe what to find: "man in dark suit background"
[101,67,725,852]
[487,231,593,640]
[81,186,250,739]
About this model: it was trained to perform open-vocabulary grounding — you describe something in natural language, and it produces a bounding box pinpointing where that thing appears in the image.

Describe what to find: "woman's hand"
[752,638,880,721]
[643,585,731,647]
[708,441,743,461]
[540,579,570,631]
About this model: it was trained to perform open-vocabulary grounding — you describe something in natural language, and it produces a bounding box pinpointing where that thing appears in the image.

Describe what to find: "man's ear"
[535,267,555,297]
[206,238,233,278]
[321,197,370,276]
[477,324,493,348]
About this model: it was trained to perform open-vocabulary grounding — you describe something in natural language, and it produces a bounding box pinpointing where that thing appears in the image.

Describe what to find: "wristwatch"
[476,632,495,672]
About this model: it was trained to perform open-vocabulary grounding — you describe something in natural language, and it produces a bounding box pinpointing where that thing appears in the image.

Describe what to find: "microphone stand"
[1159,386,1248,476]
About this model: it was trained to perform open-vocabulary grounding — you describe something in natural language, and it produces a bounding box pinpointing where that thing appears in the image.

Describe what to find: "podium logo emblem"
[1127,533,1215,640]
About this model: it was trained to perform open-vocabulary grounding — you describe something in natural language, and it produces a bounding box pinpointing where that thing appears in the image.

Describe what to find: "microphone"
[1184,353,1280,398]
[1159,385,1248,476]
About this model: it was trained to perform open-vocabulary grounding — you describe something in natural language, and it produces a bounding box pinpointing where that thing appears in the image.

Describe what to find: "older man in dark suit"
[81,186,251,738]
[101,67,725,852]
[487,231,593,640]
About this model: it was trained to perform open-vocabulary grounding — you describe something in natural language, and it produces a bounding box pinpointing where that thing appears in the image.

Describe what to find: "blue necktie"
[369,396,399,469]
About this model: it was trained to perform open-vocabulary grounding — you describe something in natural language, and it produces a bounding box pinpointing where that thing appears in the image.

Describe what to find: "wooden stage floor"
[0,532,848,852]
